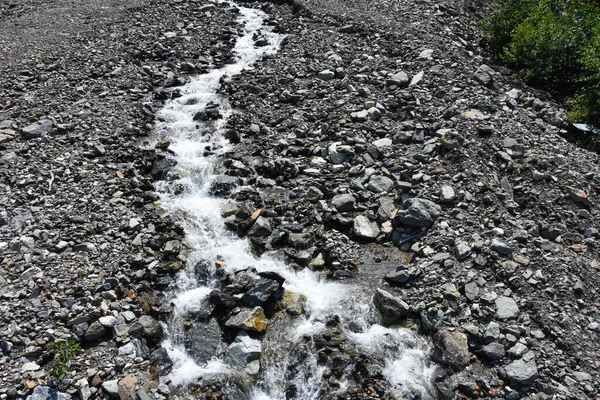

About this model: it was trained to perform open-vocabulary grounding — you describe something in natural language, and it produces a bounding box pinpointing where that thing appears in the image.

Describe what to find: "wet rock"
[373,288,409,324]
[432,330,470,371]
[225,307,268,333]
[226,330,261,375]
[242,278,280,307]
[27,386,70,400]
[394,198,441,228]
[283,290,307,315]
[185,318,221,364]
[210,175,241,196]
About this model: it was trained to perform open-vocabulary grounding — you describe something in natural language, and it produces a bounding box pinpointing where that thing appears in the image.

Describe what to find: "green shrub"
[481,0,600,126]
[51,339,81,378]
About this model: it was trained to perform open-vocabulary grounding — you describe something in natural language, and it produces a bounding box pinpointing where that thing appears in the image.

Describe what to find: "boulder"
[353,215,380,240]
[226,330,261,375]
[21,119,55,139]
[225,307,268,333]
[505,359,538,385]
[495,297,519,319]
[332,193,356,212]
[432,330,470,371]
[242,278,280,307]
[373,288,409,324]
[184,318,221,364]
[395,198,441,228]
[27,386,70,400]
[367,175,394,193]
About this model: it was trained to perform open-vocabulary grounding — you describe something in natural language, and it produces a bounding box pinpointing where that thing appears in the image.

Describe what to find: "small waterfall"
[150,2,437,398]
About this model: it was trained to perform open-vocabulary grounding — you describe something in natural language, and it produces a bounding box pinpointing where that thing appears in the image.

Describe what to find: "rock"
[328,142,348,164]
[484,322,500,343]
[481,342,505,360]
[353,215,380,240]
[225,307,268,333]
[410,71,424,86]
[27,386,70,400]
[505,359,538,385]
[246,216,272,238]
[101,380,119,396]
[318,70,335,81]
[367,175,394,193]
[387,71,409,87]
[78,378,91,400]
[226,330,261,375]
[332,193,356,212]
[84,321,106,341]
[394,198,442,228]
[283,290,307,315]
[431,330,470,371]
[184,318,221,364]
[495,297,519,319]
[137,315,163,339]
[19,266,42,281]
[372,288,409,324]
[242,278,280,307]
[439,185,456,203]
[351,110,368,122]
[474,64,494,86]
[22,119,55,139]
[118,374,137,400]
[418,49,434,59]
[99,316,117,327]
[507,343,528,358]
[490,239,513,255]
[454,241,471,261]
[567,186,591,206]
[210,175,241,196]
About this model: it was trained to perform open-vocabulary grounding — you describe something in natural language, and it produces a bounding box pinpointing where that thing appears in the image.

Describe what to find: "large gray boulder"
[372,288,409,324]
[394,198,442,228]
[184,318,221,364]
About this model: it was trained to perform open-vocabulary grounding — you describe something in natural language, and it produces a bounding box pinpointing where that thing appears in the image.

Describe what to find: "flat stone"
[318,70,335,81]
[505,359,538,385]
[495,297,519,319]
[367,175,394,193]
[118,374,137,400]
[481,342,505,360]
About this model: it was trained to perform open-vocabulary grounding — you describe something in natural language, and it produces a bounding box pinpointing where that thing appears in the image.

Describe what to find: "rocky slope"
[1,0,600,399]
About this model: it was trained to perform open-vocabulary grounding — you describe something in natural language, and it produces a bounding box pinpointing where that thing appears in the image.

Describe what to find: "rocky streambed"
[1,0,600,399]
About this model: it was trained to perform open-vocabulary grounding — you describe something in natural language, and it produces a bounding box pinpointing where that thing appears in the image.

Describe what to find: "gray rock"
[137,315,163,339]
[439,185,456,203]
[387,71,409,87]
[373,288,409,324]
[22,119,55,139]
[84,321,106,341]
[474,64,494,86]
[78,378,91,400]
[495,297,519,319]
[328,143,347,164]
[242,278,280,307]
[505,359,538,385]
[431,330,470,370]
[318,70,335,81]
[19,266,42,281]
[507,343,528,358]
[184,318,221,364]
[395,198,442,228]
[247,216,272,238]
[484,321,500,343]
[210,175,241,196]
[10,235,35,254]
[226,330,261,375]
[481,342,505,360]
[101,380,120,396]
[490,239,513,255]
[350,110,368,122]
[367,175,394,193]
[454,241,471,261]
[332,194,356,212]
[27,386,70,400]
[353,215,380,240]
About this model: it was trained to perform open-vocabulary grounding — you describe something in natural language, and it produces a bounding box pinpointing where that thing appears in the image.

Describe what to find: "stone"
[242,278,280,307]
[84,321,106,341]
[118,374,137,400]
[495,297,519,319]
[351,110,368,122]
[27,386,70,400]
[137,315,163,339]
[507,343,528,358]
[490,239,513,255]
[439,186,456,203]
[410,71,424,86]
[332,194,356,212]
[481,342,505,360]
[395,198,442,228]
[328,142,348,164]
[318,70,335,81]
[101,380,119,396]
[567,187,591,206]
[474,64,493,86]
[367,175,394,193]
[225,307,268,333]
[78,378,91,400]
[210,175,241,196]
[99,316,117,327]
[505,359,538,385]
[367,107,382,121]
[22,119,55,139]
[387,71,409,87]
[418,49,434,59]
[454,241,471,261]
[353,215,380,240]
[431,330,470,370]
[373,288,409,324]
[247,216,272,238]
[373,138,392,148]
[283,290,307,315]
[184,318,221,364]
[484,322,500,343]
[226,330,261,375]
[20,266,42,281]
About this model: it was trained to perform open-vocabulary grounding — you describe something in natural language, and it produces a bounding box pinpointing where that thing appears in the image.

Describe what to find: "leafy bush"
[481,0,600,125]
[51,339,81,378]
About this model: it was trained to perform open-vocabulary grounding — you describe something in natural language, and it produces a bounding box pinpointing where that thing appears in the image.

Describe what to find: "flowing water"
[151,2,437,398]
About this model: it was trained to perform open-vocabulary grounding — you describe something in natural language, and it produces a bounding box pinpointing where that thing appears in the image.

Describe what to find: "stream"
[151,2,437,398]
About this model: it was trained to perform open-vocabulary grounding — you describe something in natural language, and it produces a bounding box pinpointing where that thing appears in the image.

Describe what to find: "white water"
[151,2,437,399]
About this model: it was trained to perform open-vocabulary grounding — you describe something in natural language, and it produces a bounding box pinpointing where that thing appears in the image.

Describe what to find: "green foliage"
[481,0,600,126]
[51,339,81,378]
